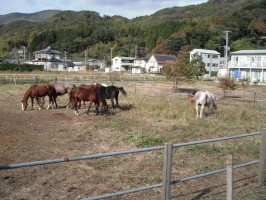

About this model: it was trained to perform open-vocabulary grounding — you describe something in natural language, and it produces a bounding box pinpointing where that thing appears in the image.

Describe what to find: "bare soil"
[0,82,266,200]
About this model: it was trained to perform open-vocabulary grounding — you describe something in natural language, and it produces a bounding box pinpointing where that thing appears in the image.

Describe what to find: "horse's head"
[21,100,28,111]
[69,98,76,109]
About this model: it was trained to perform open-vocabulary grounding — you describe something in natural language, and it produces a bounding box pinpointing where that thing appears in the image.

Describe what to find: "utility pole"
[23,46,26,60]
[64,51,67,69]
[110,48,113,67]
[135,45,137,58]
[223,31,231,69]
[84,50,87,68]
[110,48,113,60]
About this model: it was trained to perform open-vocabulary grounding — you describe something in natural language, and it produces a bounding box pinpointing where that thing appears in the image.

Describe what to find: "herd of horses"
[21,82,218,119]
[21,83,127,116]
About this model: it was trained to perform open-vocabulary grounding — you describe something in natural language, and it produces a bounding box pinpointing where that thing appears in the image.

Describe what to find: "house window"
[233,57,238,61]
[115,59,118,63]
[213,55,218,59]
[250,57,255,62]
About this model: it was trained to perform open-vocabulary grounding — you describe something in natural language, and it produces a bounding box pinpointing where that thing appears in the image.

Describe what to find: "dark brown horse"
[21,84,57,110]
[69,87,108,116]
[98,85,127,110]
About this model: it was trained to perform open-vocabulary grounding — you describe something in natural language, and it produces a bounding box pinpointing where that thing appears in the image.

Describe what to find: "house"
[132,57,148,73]
[111,56,135,72]
[145,54,176,73]
[190,49,220,76]
[228,50,266,82]
[32,46,75,71]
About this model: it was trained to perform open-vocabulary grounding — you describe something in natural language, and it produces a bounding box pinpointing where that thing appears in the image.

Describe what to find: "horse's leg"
[31,97,34,110]
[95,102,99,115]
[195,104,199,119]
[207,104,211,116]
[111,97,115,110]
[115,96,119,111]
[53,96,57,109]
[46,96,51,109]
[86,101,93,115]
[200,105,205,119]
[74,98,79,115]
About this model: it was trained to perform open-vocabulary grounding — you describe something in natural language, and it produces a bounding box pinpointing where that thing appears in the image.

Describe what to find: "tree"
[163,46,198,92]
[188,53,206,79]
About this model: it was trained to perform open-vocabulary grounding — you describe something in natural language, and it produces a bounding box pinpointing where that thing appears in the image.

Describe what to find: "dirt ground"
[0,82,265,200]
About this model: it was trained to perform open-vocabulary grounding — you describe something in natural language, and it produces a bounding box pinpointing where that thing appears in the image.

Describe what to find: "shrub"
[218,77,237,90]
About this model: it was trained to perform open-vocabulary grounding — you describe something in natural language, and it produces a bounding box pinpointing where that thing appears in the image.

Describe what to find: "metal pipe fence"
[0,131,263,199]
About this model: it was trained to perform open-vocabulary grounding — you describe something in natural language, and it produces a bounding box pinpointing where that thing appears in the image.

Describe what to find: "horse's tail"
[117,87,127,96]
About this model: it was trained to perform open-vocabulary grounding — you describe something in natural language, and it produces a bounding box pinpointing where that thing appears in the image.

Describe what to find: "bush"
[218,77,237,90]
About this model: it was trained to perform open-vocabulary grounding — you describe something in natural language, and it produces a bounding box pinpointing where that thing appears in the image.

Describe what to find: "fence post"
[162,142,173,200]
[253,92,256,108]
[226,153,233,200]
[258,128,266,184]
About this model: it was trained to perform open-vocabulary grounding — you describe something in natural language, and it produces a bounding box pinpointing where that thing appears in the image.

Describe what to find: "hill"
[0,0,265,60]
[0,10,61,25]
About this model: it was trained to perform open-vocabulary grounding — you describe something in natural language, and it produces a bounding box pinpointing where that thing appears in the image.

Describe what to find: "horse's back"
[73,87,98,101]
[205,91,217,109]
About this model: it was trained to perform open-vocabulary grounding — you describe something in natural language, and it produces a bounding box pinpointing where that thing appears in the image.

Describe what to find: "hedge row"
[0,63,43,71]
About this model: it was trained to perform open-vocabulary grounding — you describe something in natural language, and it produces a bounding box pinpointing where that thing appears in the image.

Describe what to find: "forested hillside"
[0,0,265,61]
[0,10,60,25]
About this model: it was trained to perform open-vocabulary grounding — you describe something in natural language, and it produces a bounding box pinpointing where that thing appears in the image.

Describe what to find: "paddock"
[1,81,266,199]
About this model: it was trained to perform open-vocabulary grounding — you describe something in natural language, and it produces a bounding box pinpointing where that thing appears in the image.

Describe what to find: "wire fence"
[0,131,264,199]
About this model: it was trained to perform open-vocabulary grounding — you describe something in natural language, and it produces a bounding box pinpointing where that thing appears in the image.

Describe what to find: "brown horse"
[77,83,102,108]
[69,87,108,116]
[21,84,57,111]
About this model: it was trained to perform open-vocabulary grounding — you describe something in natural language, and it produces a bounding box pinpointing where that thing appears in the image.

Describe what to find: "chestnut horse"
[69,87,108,116]
[77,83,102,108]
[21,84,57,110]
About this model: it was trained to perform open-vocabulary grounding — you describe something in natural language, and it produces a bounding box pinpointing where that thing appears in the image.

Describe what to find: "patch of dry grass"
[1,81,266,199]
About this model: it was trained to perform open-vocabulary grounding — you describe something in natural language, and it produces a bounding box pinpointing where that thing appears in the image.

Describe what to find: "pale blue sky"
[0,0,208,19]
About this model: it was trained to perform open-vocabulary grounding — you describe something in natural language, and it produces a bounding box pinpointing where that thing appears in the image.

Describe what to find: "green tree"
[164,46,198,91]
[188,53,206,79]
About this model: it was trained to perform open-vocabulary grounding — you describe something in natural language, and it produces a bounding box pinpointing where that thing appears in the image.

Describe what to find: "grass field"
[1,77,266,199]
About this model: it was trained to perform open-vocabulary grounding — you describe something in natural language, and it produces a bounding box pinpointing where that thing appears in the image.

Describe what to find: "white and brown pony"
[188,91,218,119]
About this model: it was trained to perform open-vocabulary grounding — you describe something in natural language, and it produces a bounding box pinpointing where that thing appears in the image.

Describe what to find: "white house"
[190,49,220,76]
[111,56,135,72]
[132,57,148,73]
[145,54,176,73]
[32,46,74,71]
[228,50,266,82]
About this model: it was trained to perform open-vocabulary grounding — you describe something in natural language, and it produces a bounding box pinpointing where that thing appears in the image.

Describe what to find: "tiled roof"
[33,46,62,55]
[153,54,176,64]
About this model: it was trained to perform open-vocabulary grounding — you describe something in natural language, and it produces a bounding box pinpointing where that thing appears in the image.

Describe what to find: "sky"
[0,0,208,19]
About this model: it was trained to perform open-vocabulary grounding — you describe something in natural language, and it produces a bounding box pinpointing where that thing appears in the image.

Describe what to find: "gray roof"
[190,49,220,55]
[230,50,266,55]
[33,46,62,55]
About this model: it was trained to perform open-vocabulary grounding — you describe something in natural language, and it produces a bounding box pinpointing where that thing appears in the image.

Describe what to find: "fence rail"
[0,131,264,200]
